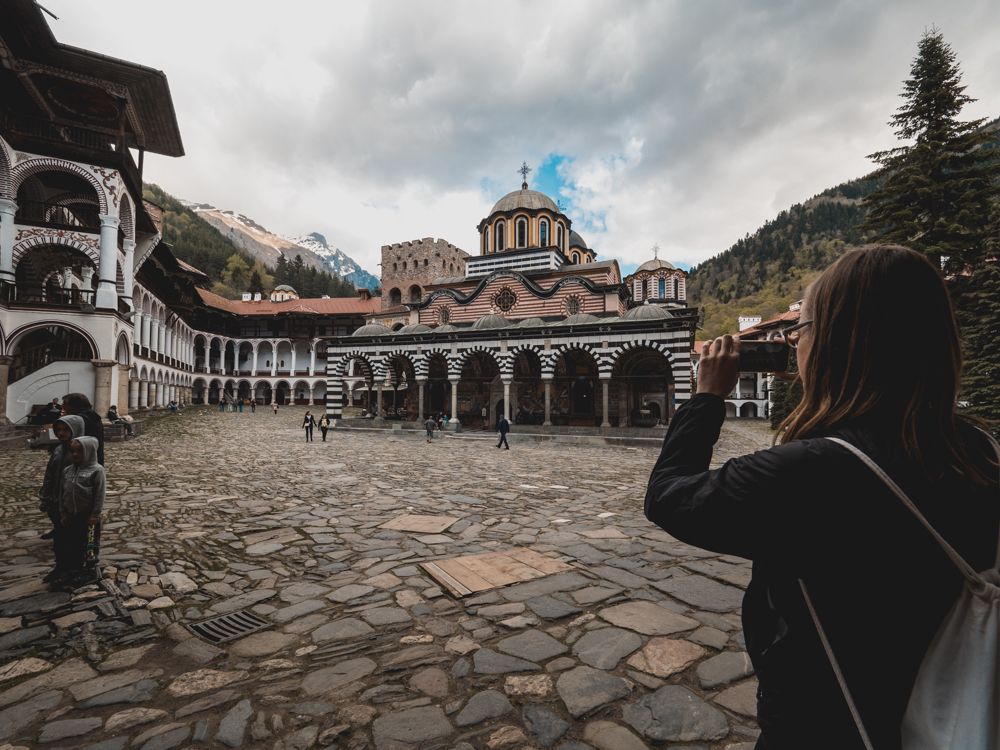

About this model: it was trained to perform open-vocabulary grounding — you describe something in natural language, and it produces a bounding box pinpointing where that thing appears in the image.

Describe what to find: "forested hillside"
[142,184,359,300]
[690,117,1000,337]
[688,176,882,336]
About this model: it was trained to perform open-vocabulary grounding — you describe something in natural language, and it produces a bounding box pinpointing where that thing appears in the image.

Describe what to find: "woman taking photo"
[645,245,999,749]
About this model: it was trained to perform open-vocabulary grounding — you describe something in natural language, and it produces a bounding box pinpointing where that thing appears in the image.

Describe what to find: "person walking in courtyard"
[59,436,105,586]
[38,415,85,580]
[319,413,330,442]
[425,416,437,443]
[250,399,256,413]
[496,413,510,449]
[644,245,1000,749]
[302,410,316,442]
[238,398,244,413]
[272,401,279,415]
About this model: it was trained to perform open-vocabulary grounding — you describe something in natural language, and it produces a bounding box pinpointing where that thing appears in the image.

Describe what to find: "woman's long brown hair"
[777,244,992,482]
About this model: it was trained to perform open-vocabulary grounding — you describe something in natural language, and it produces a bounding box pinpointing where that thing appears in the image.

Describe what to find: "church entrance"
[495,398,506,423]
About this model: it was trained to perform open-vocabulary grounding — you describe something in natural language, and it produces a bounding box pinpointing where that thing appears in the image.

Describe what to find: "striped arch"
[119,192,135,240]
[11,159,110,214]
[378,351,417,384]
[412,347,453,379]
[608,340,692,399]
[0,140,11,199]
[326,351,376,419]
[456,345,501,379]
[12,234,100,270]
[542,342,600,378]
[506,344,544,379]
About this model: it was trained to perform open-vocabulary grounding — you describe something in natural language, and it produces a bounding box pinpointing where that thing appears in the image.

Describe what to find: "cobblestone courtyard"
[0,408,773,750]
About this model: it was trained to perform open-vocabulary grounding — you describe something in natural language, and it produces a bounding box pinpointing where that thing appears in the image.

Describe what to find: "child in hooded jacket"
[59,436,106,581]
[38,415,86,582]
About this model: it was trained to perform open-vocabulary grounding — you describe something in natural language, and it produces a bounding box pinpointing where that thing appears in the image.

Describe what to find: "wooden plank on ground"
[516,549,574,575]
[449,555,520,587]
[380,514,458,533]
[420,548,574,597]
[421,562,473,597]
[478,552,551,583]
[427,558,494,593]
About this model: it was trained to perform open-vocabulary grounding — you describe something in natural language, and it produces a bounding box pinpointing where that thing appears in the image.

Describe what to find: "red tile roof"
[196,288,381,316]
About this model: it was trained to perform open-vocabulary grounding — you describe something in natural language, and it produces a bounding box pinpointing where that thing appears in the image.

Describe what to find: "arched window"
[641,279,648,300]
[659,278,665,298]
[571,252,580,264]
[450,263,454,272]
[516,217,527,248]
[557,225,564,251]
[438,307,450,325]
[443,260,447,269]
[539,219,548,247]
[393,263,397,271]
[402,261,407,270]
[390,288,401,306]
[674,278,680,298]
[495,221,505,251]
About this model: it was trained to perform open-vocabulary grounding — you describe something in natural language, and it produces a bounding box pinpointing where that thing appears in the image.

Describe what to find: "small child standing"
[59,436,106,585]
[38,415,85,582]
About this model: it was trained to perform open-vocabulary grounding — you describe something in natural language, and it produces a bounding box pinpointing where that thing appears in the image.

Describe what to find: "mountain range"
[178,200,380,290]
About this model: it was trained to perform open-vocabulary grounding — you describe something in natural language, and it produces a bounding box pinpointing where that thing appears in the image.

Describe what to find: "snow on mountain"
[178,200,379,290]
[282,232,379,290]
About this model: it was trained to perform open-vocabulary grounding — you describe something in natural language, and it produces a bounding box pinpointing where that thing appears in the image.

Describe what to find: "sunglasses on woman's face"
[779,319,812,349]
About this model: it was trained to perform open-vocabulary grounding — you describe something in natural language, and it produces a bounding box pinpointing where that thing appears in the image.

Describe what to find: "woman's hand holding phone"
[696,336,741,398]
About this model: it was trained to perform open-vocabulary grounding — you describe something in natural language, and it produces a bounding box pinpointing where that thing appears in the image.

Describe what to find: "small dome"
[434,324,458,332]
[636,258,676,273]
[489,188,560,216]
[622,302,674,321]
[396,324,432,334]
[471,313,511,330]
[352,323,392,337]
[562,313,599,325]
[273,284,297,292]
[516,317,546,328]
[569,231,588,250]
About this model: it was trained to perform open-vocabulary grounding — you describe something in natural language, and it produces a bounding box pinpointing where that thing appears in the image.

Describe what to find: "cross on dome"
[519,161,532,189]
[652,243,660,259]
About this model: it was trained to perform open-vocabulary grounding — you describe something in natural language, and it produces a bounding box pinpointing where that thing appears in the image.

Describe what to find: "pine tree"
[956,204,1000,431]
[857,29,1000,270]
[273,253,289,287]
[248,269,263,295]
[290,254,306,290]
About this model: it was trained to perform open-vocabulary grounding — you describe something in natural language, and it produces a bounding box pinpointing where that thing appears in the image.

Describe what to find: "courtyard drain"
[186,611,270,643]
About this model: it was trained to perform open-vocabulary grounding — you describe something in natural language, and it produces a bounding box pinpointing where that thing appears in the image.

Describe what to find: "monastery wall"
[380,238,470,310]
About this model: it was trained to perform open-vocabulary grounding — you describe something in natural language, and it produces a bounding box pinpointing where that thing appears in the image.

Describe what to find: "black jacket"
[302,414,316,428]
[498,417,510,434]
[76,408,105,467]
[645,394,998,750]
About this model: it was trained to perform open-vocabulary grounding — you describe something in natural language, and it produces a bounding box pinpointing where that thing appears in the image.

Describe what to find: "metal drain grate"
[186,610,270,643]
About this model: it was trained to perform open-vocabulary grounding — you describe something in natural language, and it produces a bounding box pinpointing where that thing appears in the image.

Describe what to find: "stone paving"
[0,407,774,750]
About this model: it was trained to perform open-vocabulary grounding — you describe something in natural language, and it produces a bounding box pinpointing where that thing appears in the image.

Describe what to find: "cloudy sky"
[47,0,1000,277]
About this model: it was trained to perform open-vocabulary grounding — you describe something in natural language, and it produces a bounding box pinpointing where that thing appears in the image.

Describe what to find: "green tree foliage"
[222,254,250,291]
[248,269,263,295]
[273,254,289,286]
[687,181,878,337]
[769,349,800,430]
[857,29,1000,270]
[956,205,1000,431]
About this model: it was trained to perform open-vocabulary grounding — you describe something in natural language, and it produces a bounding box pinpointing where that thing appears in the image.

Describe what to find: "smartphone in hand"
[738,341,790,373]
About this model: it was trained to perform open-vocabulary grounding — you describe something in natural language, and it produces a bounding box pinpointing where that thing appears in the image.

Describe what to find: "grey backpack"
[800,435,1000,750]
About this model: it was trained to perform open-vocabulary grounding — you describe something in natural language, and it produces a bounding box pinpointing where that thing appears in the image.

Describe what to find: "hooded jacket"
[39,415,86,512]
[59,436,106,517]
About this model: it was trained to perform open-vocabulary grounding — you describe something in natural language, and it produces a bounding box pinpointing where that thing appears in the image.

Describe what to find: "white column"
[149,320,159,354]
[0,199,17,283]
[252,345,258,376]
[165,329,172,362]
[96,214,120,309]
[543,377,552,427]
[308,387,315,405]
[290,346,297,376]
[141,314,151,348]
[122,238,136,309]
[600,377,611,428]
[309,347,317,376]
[449,378,461,425]
[158,325,166,357]
[502,379,511,421]
[129,378,139,411]
[148,383,157,409]
[270,343,277,377]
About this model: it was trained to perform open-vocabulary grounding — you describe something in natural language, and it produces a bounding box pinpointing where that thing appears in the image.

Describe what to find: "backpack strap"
[798,579,875,750]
